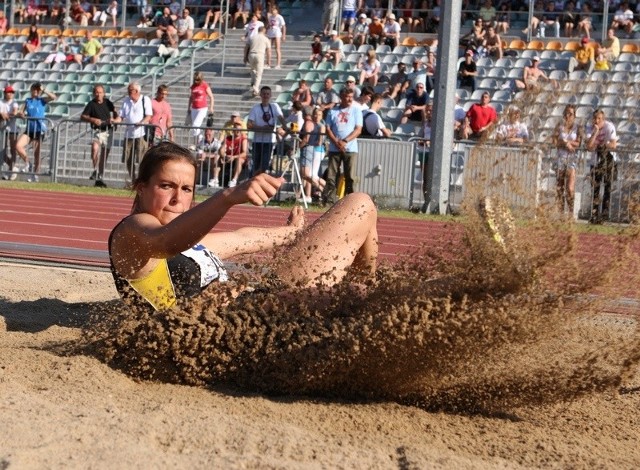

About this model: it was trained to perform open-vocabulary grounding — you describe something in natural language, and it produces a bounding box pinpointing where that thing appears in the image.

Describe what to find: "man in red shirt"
[461,91,498,140]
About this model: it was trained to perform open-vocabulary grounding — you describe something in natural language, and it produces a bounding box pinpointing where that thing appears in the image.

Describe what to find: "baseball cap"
[581,37,589,44]
[4,85,14,93]
[532,55,540,61]
[330,29,338,35]
[230,111,241,117]
[346,75,356,82]
[359,13,367,18]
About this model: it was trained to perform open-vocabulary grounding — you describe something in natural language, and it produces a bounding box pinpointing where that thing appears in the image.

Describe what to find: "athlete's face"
[139,160,195,225]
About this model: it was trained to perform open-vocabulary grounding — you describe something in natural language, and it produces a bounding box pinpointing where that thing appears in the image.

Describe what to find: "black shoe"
[89,170,97,180]
[95,179,107,188]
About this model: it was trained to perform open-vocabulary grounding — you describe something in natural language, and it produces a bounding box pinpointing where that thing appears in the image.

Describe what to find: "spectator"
[92,0,118,27]
[203,1,222,30]
[495,2,511,35]
[0,86,20,181]
[367,15,383,47]
[219,124,248,188]
[398,0,419,33]
[577,3,593,39]
[384,62,409,102]
[232,0,251,29]
[150,84,174,143]
[80,84,117,188]
[299,106,326,203]
[220,111,247,141]
[382,13,401,48]
[611,2,635,36]
[461,91,498,140]
[568,37,594,74]
[515,56,550,90]
[69,0,91,26]
[22,24,40,57]
[352,13,369,47]
[315,77,341,117]
[561,1,578,38]
[310,34,324,68]
[539,1,560,38]
[247,86,289,175]
[246,26,270,97]
[73,30,103,65]
[157,30,179,62]
[594,46,610,71]
[484,25,503,59]
[44,34,69,67]
[324,30,344,67]
[175,8,195,40]
[358,49,381,87]
[495,106,529,145]
[0,11,7,35]
[117,82,152,180]
[322,0,340,37]
[155,7,175,39]
[344,75,362,98]
[458,49,478,93]
[353,85,374,110]
[196,127,223,188]
[601,28,621,62]
[266,5,286,70]
[361,93,392,138]
[401,82,429,124]
[15,83,56,183]
[188,71,215,136]
[552,104,582,216]
[340,0,358,32]
[586,109,618,224]
[80,85,118,188]
[478,0,497,29]
[292,80,313,107]
[322,87,363,205]
[50,0,66,25]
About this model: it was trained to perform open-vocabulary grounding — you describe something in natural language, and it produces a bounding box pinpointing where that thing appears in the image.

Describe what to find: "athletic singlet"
[108,219,228,311]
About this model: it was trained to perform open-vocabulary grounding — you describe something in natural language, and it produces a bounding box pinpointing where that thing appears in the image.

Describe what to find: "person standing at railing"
[322,87,363,205]
[150,84,174,143]
[117,82,153,181]
[552,104,582,217]
[81,84,118,188]
[586,109,618,225]
[247,86,289,175]
[15,83,56,183]
[0,86,20,181]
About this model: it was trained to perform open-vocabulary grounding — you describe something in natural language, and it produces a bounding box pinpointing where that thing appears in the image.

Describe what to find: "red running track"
[0,188,456,268]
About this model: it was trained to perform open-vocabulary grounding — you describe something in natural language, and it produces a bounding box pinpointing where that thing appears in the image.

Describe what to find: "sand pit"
[1,235,640,470]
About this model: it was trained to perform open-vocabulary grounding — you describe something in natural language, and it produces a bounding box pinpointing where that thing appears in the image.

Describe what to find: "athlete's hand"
[227,173,284,206]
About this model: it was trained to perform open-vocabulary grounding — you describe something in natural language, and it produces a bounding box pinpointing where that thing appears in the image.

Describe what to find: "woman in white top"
[266,5,286,69]
[552,104,582,216]
[358,50,381,87]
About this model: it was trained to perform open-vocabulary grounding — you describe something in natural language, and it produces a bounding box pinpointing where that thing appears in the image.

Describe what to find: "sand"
[2,232,640,470]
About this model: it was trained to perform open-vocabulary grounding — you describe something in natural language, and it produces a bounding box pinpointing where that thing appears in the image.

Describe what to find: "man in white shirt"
[586,109,618,224]
[116,81,153,180]
[175,8,195,40]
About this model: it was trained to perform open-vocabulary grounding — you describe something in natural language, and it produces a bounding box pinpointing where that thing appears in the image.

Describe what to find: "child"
[310,34,323,68]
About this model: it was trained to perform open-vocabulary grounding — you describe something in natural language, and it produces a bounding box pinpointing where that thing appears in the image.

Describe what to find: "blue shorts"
[342,10,356,20]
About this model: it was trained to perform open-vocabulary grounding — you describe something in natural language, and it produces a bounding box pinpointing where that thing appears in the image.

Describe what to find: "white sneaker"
[208,178,220,188]
[228,179,237,188]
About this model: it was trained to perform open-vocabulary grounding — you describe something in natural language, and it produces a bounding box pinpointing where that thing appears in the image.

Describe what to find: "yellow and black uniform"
[108,219,228,311]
